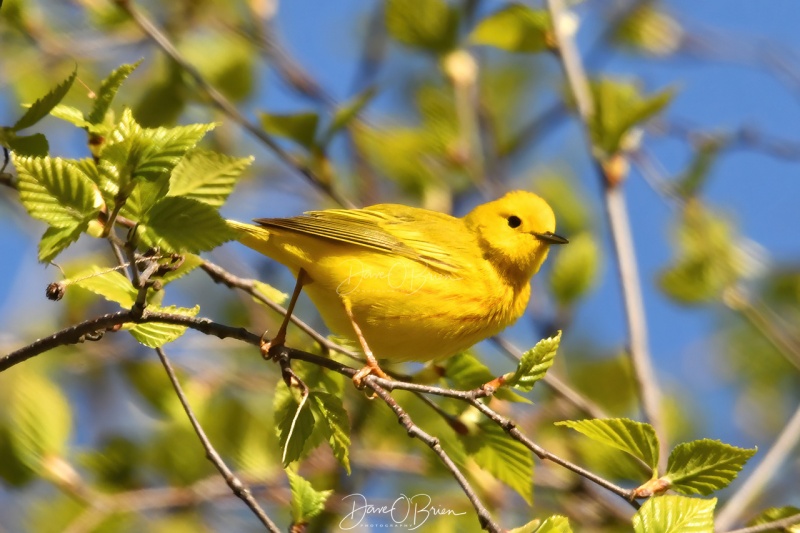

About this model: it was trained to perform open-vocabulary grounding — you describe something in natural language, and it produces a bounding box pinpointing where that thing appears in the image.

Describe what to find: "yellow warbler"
[228,190,567,385]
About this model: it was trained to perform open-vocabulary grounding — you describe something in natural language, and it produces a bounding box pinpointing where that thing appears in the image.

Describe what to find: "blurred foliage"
[0,0,798,532]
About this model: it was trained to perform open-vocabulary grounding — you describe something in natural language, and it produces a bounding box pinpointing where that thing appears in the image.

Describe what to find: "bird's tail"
[226,220,273,257]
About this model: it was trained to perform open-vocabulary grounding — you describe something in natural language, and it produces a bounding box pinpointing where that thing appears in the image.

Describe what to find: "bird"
[227,190,567,386]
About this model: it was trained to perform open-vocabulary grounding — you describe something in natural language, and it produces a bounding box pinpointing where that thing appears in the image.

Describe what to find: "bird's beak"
[534,231,569,245]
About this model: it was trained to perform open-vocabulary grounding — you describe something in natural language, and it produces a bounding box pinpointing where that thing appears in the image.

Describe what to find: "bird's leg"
[343,298,389,388]
[261,268,308,359]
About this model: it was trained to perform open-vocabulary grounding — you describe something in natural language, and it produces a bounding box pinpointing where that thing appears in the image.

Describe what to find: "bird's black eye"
[507,215,522,228]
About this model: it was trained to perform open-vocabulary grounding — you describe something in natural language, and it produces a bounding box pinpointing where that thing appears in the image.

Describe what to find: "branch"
[715,402,800,530]
[722,512,800,533]
[546,0,667,467]
[467,397,639,508]
[367,381,503,532]
[113,0,353,208]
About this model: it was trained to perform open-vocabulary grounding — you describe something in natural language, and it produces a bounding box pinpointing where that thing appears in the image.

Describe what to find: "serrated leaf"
[749,507,800,532]
[664,439,756,495]
[88,61,142,125]
[128,305,200,348]
[385,0,459,54]
[444,353,530,403]
[138,196,234,253]
[274,383,318,466]
[5,132,49,156]
[129,121,216,183]
[14,155,103,228]
[14,68,77,131]
[309,392,351,474]
[550,233,600,305]
[503,331,561,392]
[462,422,534,504]
[9,373,72,471]
[556,418,659,472]
[38,224,85,263]
[259,111,319,150]
[470,4,552,53]
[72,266,137,308]
[632,495,716,533]
[252,280,288,307]
[587,78,674,155]
[287,469,332,524]
[168,150,253,207]
[49,104,90,128]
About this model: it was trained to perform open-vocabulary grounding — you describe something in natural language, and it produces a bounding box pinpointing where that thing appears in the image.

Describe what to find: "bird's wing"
[254,206,462,272]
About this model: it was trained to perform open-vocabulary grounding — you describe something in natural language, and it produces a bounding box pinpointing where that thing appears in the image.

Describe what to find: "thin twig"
[722,512,800,533]
[153,346,280,532]
[114,0,353,208]
[546,0,667,467]
[715,402,800,530]
[367,381,502,532]
[468,397,639,509]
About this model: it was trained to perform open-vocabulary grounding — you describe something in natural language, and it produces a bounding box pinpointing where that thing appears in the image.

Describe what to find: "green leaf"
[121,360,179,416]
[274,383,318,466]
[168,150,253,207]
[38,224,85,263]
[535,516,573,533]
[556,418,659,472]
[613,2,682,56]
[444,353,530,403]
[13,68,77,131]
[320,87,377,145]
[88,60,142,125]
[550,232,600,305]
[154,253,204,286]
[138,196,234,253]
[9,373,72,471]
[5,132,49,156]
[659,200,742,305]
[663,439,756,495]
[259,111,319,150]
[309,392,351,474]
[72,266,137,308]
[252,280,289,307]
[632,495,716,533]
[503,331,561,392]
[287,469,332,525]
[49,104,91,128]
[385,0,459,54]
[462,421,534,504]
[128,305,200,348]
[587,78,674,155]
[470,4,552,53]
[0,424,36,486]
[749,507,800,532]
[14,155,104,228]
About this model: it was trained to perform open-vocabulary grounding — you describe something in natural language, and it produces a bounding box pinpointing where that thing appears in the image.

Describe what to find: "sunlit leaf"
[632,495,716,533]
[72,266,137,308]
[664,439,756,495]
[138,196,234,253]
[14,68,77,131]
[503,331,561,392]
[613,2,682,56]
[274,383,318,466]
[385,0,459,54]
[462,421,534,504]
[444,353,529,403]
[38,224,85,263]
[556,418,659,472]
[88,60,142,125]
[470,4,552,53]
[168,150,253,207]
[748,506,800,532]
[287,469,332,525]
[128,305,200,348]
[14,155,103,228]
